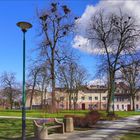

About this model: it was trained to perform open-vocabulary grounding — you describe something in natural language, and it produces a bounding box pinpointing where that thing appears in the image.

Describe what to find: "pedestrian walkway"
[47,115,140,140]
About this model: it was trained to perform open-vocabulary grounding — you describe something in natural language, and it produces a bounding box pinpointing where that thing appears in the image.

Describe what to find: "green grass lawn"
[0,119,34,140]
[0,110,140,139]
[120,127,140,140]
[0,109,140,118]
[0,109,89,118]
[0,109,89,139]
[115,111,140,118]
[120,133,140,140]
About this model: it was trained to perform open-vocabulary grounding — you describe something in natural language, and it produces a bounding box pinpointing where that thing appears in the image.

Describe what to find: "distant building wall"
[25,84,140,111]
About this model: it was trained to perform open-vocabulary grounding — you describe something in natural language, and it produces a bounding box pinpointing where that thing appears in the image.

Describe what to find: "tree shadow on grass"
[0,119,34,139]
[0,136,35,140]
[0,136,21,140]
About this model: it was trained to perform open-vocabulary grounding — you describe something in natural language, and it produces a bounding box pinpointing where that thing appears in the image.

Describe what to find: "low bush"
[64,110,100,128]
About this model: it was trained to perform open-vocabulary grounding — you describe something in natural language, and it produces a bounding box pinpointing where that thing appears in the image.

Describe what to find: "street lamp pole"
[17,21,32,140]
[22,29,26,140]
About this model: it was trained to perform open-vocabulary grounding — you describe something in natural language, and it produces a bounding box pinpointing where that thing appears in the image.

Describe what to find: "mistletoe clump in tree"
[37,2,75,112]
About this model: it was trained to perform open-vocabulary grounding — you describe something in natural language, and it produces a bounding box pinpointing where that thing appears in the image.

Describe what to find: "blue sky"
[0,0,99,82]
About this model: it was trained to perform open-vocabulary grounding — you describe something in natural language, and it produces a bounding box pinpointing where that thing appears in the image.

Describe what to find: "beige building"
[54,83,140,111]
[55,85,108,110]
[75,86,108,110]
[114,82,140,111]
[26,83,140,111]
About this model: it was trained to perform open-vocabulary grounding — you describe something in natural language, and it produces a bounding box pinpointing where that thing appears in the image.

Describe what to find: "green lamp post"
[16,21,32,140]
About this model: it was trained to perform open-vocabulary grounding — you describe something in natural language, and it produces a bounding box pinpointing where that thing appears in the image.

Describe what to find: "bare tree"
[36,2,75,112]
[121,60,140,111]
[37,64,50,108]
[58,60,88,110]
[86,9,140,113]
[0,72,20,109]
[27,65,41,110]
[72,66,88,110]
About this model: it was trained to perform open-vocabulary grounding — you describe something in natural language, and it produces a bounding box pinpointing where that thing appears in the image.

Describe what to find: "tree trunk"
[41,91,44,109]
[10,91,13,110]
[44,88,47,105]
[52,79,56,112]
[74,92,78,110]
[74,101,77,110]
[106,88,112,113]
[10,100,13,110]
[41,81,45,109]
[30,89,34,110]
[51,48,56,113]
[106,71,115,114]
[69,93,72,110]
[132,95,135,111]
[2,100,5,109]
[30,80,36,110]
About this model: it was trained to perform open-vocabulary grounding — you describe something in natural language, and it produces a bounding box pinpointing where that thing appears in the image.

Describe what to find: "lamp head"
[17,21,32,32]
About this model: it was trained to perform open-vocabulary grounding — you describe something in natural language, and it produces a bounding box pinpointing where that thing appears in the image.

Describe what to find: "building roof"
[82,88,107,93]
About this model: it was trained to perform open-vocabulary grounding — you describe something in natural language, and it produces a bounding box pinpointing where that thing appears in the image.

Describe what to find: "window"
[89,96,92,100]
[102,104,106,108]
[88,104,93,109]
[119,97,124,102]
[117,105,119,109]
[81,96,85,100]
[136,96,139,101]
[74,97,77,101]
[95,97,98,100]
[60,104,64,108]
[94,104,98,108]
[122,104,124,109]
[128,97,131,101]
[102,97,106,100]
[121,90,125,94]
[60,97,64,101]
[136,104,139,109]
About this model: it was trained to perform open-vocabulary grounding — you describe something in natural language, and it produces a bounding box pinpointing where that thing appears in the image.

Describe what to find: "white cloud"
[72,0,140,54]
[88,77,107,86]
[72,35,106,54]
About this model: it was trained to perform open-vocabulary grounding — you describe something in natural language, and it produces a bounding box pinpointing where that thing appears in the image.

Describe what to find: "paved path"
[47,115,140,140]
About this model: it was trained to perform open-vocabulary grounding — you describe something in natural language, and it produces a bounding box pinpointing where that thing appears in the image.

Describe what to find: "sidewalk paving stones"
[47,115,140,140]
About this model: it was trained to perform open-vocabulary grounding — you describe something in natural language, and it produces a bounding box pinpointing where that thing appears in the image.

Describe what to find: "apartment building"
[55,83,140,111]
[114,82,140,111]
[55,85,108,110]
[26,82,140,111]
[75,86,108,110]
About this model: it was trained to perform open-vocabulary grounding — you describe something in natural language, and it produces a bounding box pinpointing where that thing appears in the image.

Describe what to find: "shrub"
[64,110,100,128]
[85,110,100,126]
